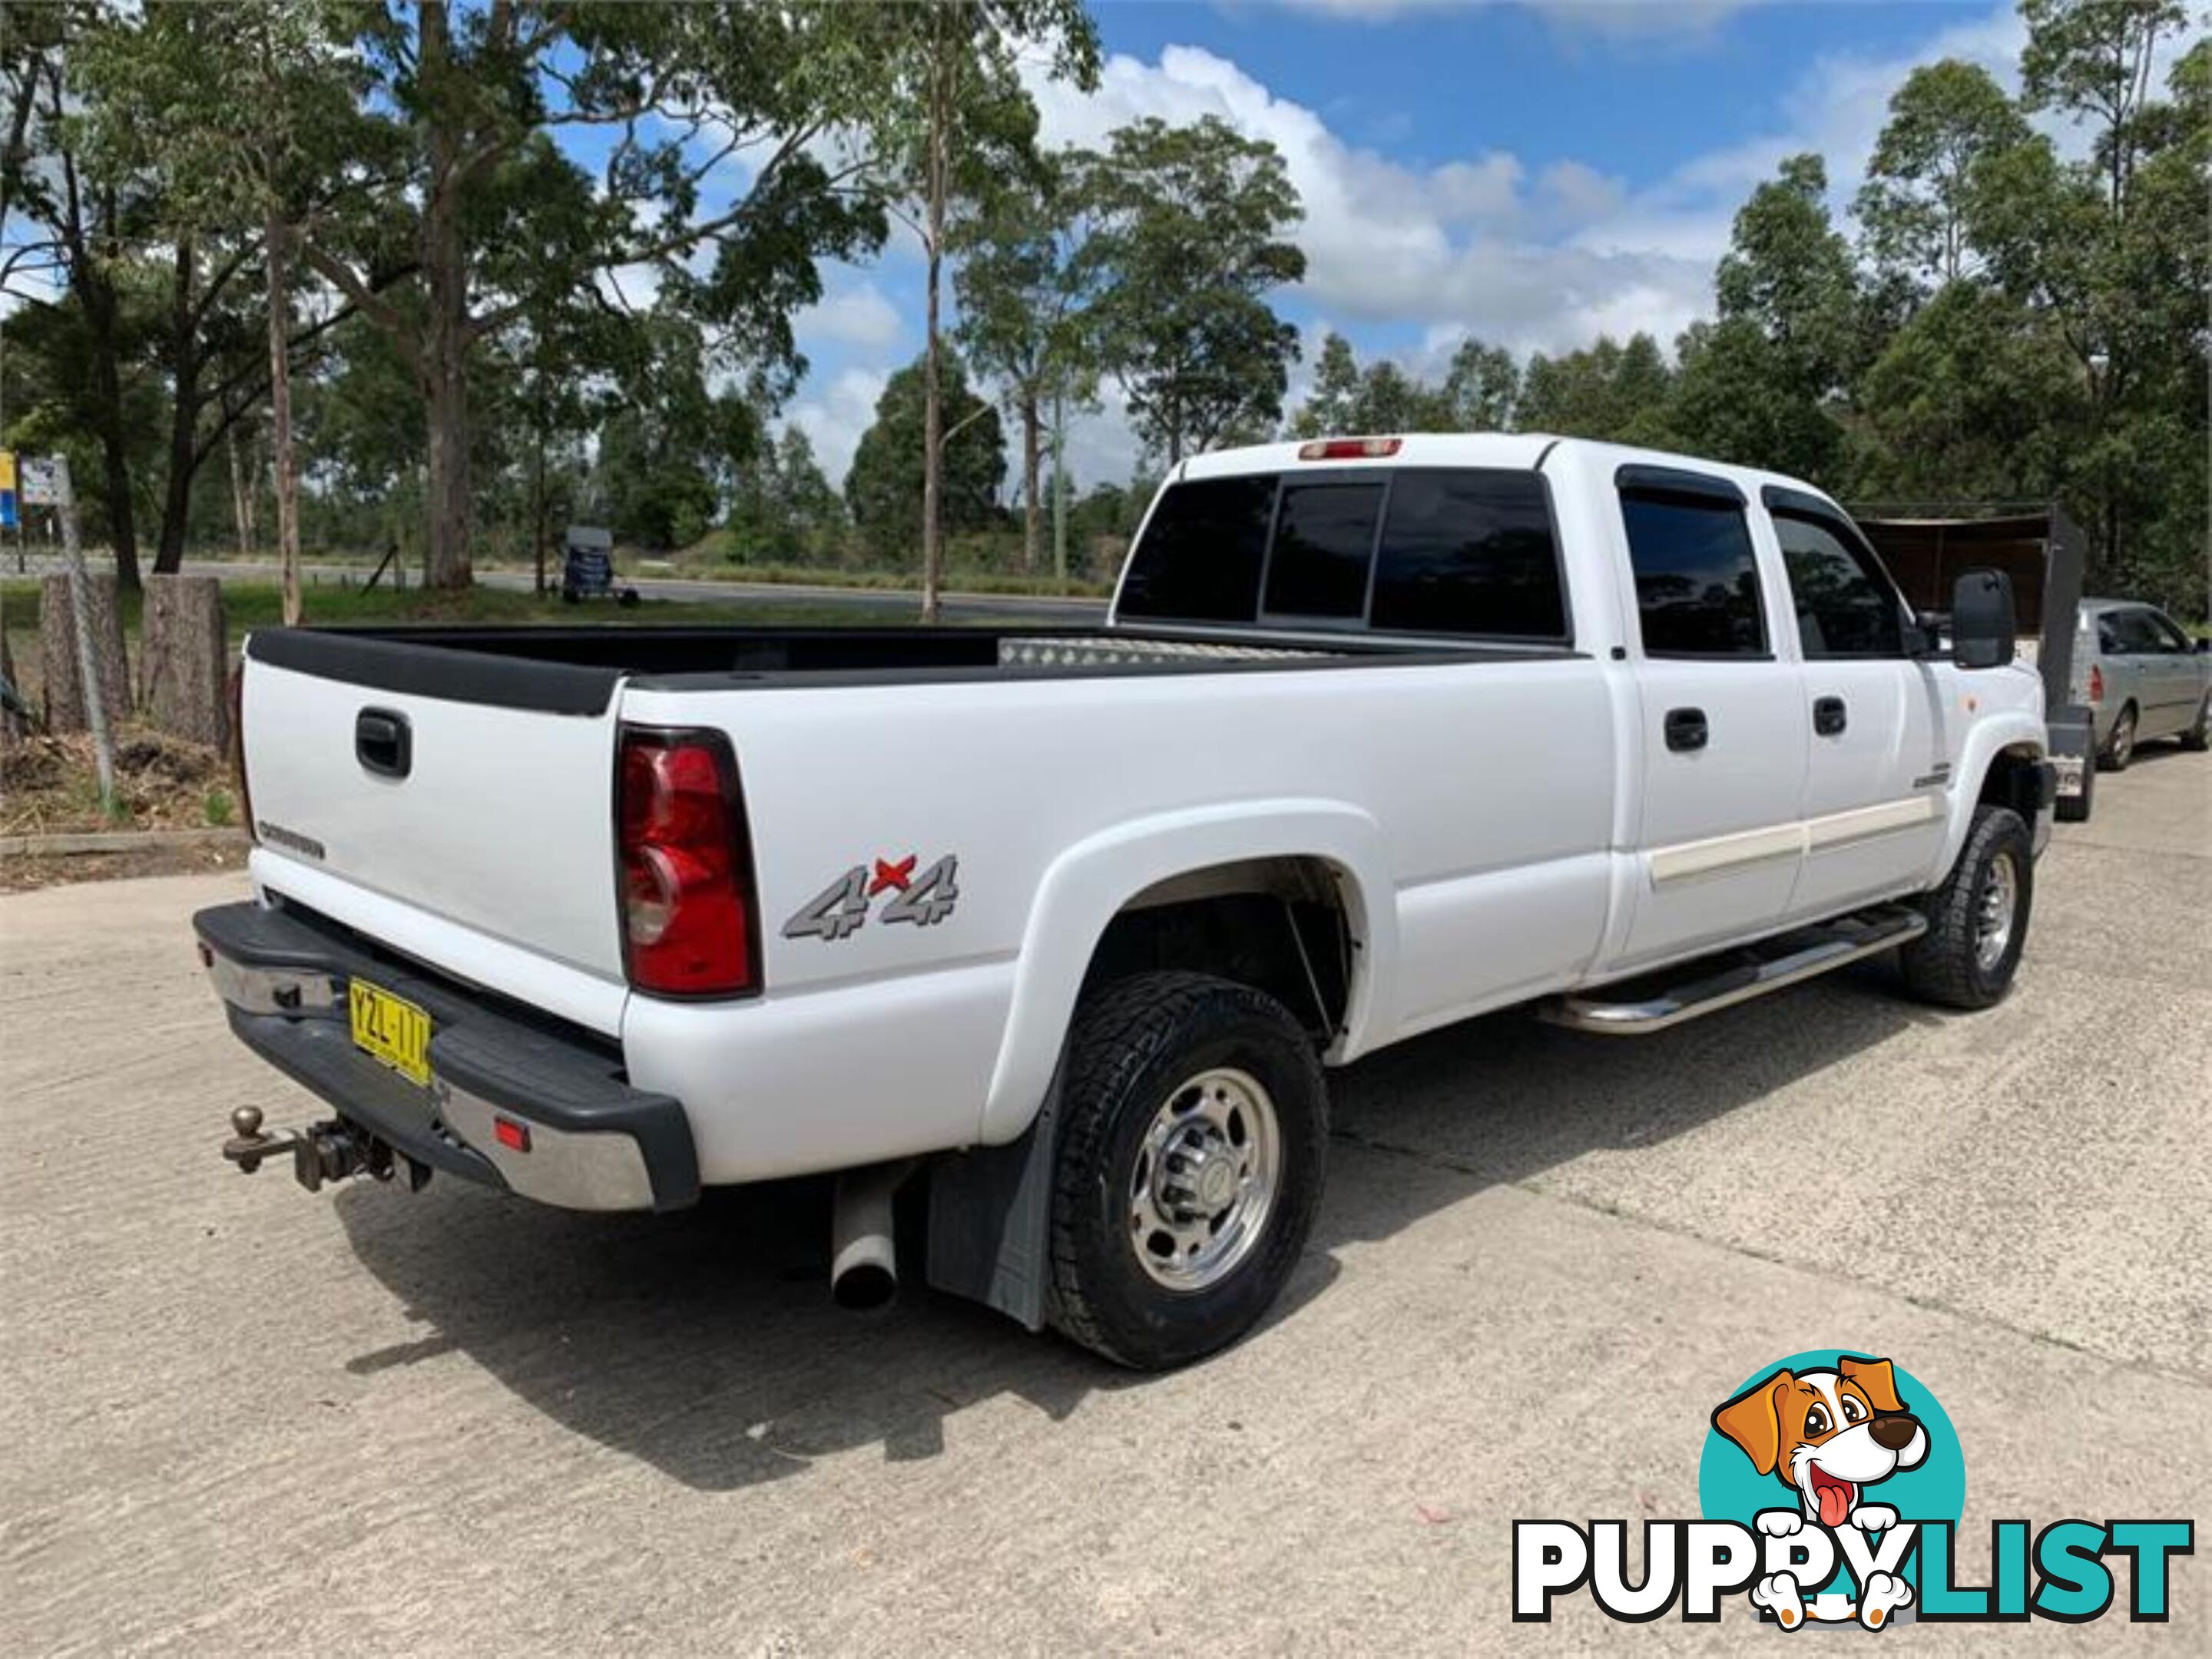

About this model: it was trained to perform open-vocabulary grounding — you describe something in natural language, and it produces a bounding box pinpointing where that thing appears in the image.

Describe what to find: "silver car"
[2072,598,2211,769]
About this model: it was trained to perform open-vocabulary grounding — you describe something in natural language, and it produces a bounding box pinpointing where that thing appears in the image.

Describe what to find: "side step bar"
[1540,904,1929,1035]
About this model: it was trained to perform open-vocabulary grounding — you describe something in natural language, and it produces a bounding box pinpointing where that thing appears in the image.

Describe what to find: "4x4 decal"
[784,853,960,942]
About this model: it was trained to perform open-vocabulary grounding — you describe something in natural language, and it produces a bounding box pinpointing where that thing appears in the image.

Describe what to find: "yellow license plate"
[349,978,432,1087]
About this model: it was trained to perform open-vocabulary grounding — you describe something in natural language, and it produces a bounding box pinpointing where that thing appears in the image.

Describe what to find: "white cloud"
[1577,2,2033,267]
[794,282,905,353]
[1026,43,1707,356]
[786,366,889,487]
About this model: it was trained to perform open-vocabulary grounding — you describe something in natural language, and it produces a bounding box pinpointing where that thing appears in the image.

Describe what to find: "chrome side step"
[1540,904,1929,1035]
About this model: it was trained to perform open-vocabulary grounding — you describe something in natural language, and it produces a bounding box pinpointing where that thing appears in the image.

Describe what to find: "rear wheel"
[1048,971,1326,1370]
[1899,803,2033,1011]
[2099,704,2137,771]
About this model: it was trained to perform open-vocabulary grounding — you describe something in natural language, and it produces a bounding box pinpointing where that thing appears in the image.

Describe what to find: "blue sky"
[780,0,2114,491]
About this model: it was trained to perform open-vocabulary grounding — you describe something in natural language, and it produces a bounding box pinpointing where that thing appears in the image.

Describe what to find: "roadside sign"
[0,450,16,528]
[18,455,61,506]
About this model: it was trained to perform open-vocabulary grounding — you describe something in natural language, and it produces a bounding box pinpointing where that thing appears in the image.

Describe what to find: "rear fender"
[976,800,1393,1144]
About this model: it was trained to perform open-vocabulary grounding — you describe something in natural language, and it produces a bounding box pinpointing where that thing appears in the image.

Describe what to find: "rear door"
[241,633,628,979]
[2100,608,2168,737]
[1614,467,1809,966]
[1765,492,1945,919]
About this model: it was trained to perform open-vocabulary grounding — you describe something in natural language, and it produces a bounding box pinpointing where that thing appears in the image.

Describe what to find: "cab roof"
[1176,432,1833,509]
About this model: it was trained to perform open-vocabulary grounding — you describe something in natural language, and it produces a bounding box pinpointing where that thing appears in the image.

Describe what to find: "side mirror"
[1912,609,1948,656]
[1951,568,2015,671]
[2196,637,2210,654]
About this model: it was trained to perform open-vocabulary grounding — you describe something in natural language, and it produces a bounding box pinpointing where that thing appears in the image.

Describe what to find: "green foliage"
[1289,331,1525,439]
[1078,116,1306,464]
[1846,283,2082,504]
[723,428,847,565]
[1855,60,2030,288]
[846,353,1008,564]
[1520,333,1676,447]
[587,315,760,552]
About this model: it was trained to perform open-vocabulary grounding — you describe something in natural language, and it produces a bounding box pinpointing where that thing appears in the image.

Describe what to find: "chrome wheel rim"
[1975,850,2018,972]
[1128,1067,1280,1292]
[2111,714,2134,764]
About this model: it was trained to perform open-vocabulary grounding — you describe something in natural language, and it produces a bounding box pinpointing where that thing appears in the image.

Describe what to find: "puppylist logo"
[1514,1350,2192,1630]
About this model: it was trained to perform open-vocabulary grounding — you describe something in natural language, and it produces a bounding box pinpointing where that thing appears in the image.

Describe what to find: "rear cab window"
[1118,466,1568,642]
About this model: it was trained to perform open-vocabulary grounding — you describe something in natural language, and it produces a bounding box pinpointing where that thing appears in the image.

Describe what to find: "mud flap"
[923,1068,1064,1332]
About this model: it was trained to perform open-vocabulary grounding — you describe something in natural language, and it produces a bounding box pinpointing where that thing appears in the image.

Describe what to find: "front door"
[1766,496,1945,919]
[1614,470,1808,967]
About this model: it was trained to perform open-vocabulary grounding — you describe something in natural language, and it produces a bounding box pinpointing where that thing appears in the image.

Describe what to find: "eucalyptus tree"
[251,2,892,589]
[1855,59,2031,291]
[954,150,1106,575]
[850,1,1098,614]
[1079,116,1306,466]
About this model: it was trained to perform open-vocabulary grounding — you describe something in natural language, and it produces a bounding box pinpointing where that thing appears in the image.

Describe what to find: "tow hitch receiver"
[221,1105,429,1194]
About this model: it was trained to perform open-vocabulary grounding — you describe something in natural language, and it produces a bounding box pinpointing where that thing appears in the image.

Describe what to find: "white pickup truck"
[198,434,2054,1369]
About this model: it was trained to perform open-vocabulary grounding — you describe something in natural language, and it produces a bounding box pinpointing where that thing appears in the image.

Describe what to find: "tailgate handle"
[356,708,412,780]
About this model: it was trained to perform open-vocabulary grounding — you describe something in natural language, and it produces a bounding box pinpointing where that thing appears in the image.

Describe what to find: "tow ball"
[221,1106,429,1194]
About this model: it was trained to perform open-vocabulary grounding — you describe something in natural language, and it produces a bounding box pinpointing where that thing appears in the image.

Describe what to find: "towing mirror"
[1951,568,2015,670]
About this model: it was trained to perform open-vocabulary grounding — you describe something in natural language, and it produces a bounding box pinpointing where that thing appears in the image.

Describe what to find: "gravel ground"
[2,746,2206,1654]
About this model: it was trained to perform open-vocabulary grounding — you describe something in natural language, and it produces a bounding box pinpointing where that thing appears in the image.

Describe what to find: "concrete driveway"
[3,751,2206,1654]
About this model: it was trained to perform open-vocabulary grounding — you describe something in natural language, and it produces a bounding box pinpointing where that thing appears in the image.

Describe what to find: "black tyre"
[1899,803,2033,1011]
[1048,971,1327,1370]
[2181,692,2210,753]
[2098,704,2137,771]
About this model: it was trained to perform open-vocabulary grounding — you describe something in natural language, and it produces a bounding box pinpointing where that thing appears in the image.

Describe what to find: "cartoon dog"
[1712,1355,1929,1631]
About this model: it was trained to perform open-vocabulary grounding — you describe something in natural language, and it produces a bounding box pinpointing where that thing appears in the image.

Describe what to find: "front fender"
[1931,710,2048,883]
[975,800,1396,1144]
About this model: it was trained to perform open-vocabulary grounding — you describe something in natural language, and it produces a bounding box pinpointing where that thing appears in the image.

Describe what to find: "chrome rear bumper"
[194,900,697,1212]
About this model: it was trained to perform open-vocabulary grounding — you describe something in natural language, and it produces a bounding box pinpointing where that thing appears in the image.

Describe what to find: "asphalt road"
[6,554,1111,624]
[2,749,2207,1654]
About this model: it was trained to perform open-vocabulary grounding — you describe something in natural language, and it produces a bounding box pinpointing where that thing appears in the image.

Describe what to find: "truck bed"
[246,622,1566,713]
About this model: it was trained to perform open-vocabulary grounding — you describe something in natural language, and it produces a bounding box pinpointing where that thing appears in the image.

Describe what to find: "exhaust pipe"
[830,1159,914,1310]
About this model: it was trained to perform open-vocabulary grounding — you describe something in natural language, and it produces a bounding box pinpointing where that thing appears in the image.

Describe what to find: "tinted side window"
[1620,491,1767,657]
[1117,475,1277,623]
[1773,511,1905,657]
[1263,480,1384,620]
[2104,609,2162,654]
[1370,470,1566,639]
[2145,611,2190,652]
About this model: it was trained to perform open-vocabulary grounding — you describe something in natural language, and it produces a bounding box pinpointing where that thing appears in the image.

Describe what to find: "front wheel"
[2181,691,2210,753]
[1048,972,1328,1370]
[1899,803,2033,1011]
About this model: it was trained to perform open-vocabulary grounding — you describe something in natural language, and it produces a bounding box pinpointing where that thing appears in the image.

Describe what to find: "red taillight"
[1298,436,1402,461]
[493,1116,531,1153]
[617,727,759,997]
[2087,664,2104,704]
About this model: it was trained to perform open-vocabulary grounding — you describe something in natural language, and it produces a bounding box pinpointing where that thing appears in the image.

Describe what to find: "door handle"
[1813,695,1848,737]
[1664,707,1708,753]
[356,707,412,779]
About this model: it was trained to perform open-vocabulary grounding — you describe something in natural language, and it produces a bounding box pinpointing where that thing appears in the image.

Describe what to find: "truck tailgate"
[240,633,626,981]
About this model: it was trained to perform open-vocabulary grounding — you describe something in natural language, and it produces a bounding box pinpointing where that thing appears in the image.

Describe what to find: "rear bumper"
[194,900,698,1212]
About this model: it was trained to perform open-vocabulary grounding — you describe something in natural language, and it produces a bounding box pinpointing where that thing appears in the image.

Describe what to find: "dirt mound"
[2,727,233,836]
